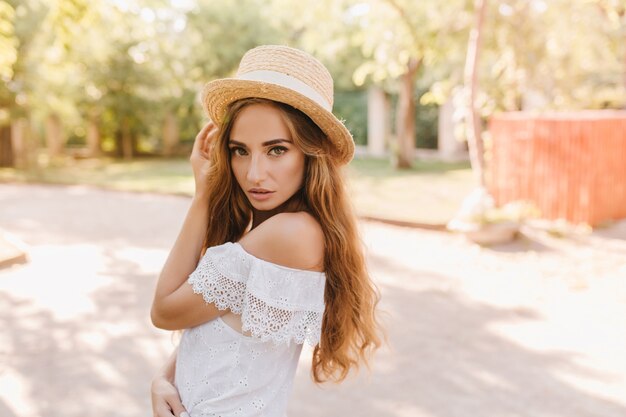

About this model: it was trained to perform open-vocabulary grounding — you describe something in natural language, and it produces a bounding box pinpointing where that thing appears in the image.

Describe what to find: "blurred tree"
[0,0,50,167]
[185,0,284,81]
[169,0,287,150]
[339,0,432,169]
[3,0,625,166]
[595,0,626,106]
[269,0,374,145]
[0,1,18,166]
[294,0,473,168]
[477,0,624,112]
[464,0,488,187]
[1,0,48,119]
[0,1,18,118]
[32,0,94,158]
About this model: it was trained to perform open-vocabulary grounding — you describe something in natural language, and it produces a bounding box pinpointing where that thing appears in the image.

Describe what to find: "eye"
[229,147,248,156]
[269,146,288,156]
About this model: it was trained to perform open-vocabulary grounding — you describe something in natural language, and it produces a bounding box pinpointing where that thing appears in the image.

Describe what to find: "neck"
[250,191,307,230]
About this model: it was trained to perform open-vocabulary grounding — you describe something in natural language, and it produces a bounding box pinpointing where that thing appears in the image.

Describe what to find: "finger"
[201,133,211,156]
[154,403,176,417]
[203,125,219,155]
[167,394,188,417]
[192,122,215,154]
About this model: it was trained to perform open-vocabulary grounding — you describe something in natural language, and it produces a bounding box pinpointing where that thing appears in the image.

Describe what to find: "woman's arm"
[151,348,188,417]
[152,211,324,330]
[151,123,226,329]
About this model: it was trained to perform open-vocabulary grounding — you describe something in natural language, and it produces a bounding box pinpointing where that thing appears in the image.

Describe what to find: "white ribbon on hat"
[238,70,332,111]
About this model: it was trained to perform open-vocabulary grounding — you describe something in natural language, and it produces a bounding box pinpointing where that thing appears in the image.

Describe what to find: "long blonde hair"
[201,98,381,383]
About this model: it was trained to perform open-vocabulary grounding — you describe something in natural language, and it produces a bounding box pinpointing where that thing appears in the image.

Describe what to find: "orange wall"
[488,111,626,226]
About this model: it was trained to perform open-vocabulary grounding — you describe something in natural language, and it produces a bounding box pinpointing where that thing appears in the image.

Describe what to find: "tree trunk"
[86,116,102,157]
[0,125,13,167]
[120,118,133,160]
[393,57,420,169]
[131,131,139,156]
[464,0,488,187]
[162,112,180,157]
[45,114,64,158]
[11,118,33,169]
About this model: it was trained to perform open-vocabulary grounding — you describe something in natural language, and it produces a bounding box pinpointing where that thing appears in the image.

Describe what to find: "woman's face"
[229,103,306,212]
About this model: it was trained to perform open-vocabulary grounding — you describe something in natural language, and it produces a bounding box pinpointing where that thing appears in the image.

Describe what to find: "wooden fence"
[488,111,626,226]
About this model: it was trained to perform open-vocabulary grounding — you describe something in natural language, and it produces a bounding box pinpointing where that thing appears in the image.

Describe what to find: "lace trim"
[187,244,251,314]
[188,242,326,345]
[242,292,323,346]
[240,260,325,346]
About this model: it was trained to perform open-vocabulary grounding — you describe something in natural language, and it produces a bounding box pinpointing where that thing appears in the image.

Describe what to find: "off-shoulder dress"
[175,242,326,417]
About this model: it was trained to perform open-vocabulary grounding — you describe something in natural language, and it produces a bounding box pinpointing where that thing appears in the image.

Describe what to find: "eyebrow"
[228,138,292,147]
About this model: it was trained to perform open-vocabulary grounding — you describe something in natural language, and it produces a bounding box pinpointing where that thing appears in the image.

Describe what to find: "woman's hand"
[190,121,219,198]
[151,373,188,417]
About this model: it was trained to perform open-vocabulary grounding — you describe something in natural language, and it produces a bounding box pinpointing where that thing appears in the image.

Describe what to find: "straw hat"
[202,45,355,165]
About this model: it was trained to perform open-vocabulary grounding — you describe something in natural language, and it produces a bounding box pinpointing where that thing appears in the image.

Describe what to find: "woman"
[150,45,381,417]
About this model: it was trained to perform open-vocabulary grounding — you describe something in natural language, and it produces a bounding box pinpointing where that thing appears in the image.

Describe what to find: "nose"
[246,153,267,184]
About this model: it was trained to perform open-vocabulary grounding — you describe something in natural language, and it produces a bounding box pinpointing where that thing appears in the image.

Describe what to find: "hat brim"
[202,79,355,165]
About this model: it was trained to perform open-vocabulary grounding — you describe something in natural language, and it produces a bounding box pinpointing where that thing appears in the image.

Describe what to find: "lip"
[248,188,275,202]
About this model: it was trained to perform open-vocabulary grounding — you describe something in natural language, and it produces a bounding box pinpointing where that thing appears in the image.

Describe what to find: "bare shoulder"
[238,212,324,272]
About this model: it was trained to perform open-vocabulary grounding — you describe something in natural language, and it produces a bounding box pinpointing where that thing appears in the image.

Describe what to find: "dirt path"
[1,184,625,417]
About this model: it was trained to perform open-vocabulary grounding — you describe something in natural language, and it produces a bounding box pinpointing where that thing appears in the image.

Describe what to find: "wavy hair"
[200,97,382,383]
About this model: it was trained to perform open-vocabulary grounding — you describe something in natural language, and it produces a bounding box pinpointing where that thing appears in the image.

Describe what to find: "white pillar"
[367,86,389,157]
[438,95,466,160]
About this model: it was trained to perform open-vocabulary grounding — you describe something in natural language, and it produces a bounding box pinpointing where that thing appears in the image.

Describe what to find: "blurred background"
[1,0,626,416]
[1,0,626,225]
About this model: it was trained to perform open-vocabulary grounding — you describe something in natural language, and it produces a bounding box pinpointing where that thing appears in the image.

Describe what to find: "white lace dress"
[175,242,326,417]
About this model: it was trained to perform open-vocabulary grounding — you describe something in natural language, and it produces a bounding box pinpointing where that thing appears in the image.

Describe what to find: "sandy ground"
[0,183,625,417]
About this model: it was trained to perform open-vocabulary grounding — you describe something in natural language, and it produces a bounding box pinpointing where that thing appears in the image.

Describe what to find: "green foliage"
[479,0,625,111]
[0,2,17,80]
[50,0,89,52]
[185,0,285,81]
[0,1,17,120]
[2,0,50,119]
[414,99,438,149]
[333,85,439,149]
[334,90,368,146]
[387,87,439,149]
[2,0,625,160]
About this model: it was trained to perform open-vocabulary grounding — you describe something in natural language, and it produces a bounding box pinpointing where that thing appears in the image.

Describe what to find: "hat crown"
[236,45,334,109]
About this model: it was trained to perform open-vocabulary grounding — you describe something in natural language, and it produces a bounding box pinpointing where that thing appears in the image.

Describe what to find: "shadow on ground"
[0,252,165,417]
[290,254,626,417]
[1,184,625,417]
